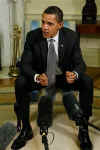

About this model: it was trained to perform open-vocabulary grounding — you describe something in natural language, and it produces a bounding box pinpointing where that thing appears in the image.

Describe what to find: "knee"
[81,74,93,89]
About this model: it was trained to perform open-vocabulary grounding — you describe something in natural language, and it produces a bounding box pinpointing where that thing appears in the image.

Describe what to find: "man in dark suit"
[11,6,93,150]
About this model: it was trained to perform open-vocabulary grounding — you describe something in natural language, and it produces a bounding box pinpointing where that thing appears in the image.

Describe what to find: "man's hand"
[65,71,77,84]
[37,73,48,86]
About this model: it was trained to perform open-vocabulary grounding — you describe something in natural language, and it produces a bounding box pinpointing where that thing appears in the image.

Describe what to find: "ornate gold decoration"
[8,24,21,77]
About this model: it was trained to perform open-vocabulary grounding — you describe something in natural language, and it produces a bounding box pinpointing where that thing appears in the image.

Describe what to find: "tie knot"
[49,39,54,43]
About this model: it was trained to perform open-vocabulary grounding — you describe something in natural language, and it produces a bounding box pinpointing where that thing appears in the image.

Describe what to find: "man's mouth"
[42,31,50,37]
[43,32,49,35]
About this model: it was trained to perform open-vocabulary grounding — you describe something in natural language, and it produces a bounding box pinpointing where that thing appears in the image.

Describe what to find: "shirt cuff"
[73,71,79,79]
[34,74,40,83]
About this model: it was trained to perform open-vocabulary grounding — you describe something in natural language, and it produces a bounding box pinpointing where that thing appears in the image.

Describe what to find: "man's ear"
[59,21,64,29]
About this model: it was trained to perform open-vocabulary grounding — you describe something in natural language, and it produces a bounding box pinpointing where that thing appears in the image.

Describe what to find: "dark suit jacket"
[20,27,86,82]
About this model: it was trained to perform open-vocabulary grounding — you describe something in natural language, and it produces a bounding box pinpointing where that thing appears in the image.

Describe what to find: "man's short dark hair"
[43,6,63,22]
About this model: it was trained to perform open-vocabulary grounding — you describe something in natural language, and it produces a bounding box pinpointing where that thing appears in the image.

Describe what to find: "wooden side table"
[76,24,100,35]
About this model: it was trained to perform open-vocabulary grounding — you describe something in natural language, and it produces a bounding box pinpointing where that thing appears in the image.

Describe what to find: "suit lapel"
[58,29,65,64]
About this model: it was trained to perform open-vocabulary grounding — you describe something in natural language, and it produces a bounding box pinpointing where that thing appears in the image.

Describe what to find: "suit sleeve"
[71,33,86,77]
[20,32,36,81]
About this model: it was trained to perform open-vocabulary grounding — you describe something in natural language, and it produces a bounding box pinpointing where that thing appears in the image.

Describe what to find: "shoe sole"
[11,134,33,150]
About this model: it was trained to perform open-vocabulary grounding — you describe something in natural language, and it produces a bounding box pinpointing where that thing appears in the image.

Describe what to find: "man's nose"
[43,24,48,29]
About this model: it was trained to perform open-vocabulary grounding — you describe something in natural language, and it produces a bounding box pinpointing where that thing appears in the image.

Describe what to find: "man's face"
[41,13,63,38]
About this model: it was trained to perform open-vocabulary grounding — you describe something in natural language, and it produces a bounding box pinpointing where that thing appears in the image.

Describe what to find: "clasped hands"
[36,71,77,86]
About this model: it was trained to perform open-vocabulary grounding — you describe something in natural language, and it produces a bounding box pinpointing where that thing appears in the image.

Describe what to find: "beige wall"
[80,36,100,67]
[25,0,81,15]
[24,0,100,15]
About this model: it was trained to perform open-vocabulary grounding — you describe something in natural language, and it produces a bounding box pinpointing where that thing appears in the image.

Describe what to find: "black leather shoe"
[78,128,93,150]
[11,127,33,150]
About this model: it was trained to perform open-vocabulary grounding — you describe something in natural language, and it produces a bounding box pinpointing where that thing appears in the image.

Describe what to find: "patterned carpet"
[6,110,100,150]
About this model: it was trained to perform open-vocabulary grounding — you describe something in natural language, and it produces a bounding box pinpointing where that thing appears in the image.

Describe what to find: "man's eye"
[48,22,53,26]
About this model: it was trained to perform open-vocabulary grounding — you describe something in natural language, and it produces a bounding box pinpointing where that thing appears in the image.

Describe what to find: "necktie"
[47,39,57,87]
